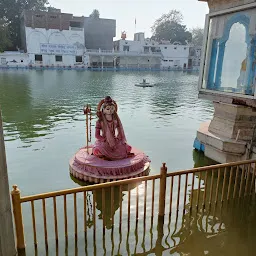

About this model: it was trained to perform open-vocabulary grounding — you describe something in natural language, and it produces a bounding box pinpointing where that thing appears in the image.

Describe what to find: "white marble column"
[0,109,16,256]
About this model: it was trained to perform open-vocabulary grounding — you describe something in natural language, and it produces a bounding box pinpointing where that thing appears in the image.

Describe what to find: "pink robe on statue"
[92,113,132,160]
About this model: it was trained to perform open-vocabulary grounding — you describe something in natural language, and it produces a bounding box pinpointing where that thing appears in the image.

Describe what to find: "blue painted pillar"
[214,42,226,90]
[207,39,218,89]
[253,40,256,95]
[246,38,255,95]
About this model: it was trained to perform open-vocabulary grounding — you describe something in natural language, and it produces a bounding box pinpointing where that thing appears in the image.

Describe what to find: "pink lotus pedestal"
[69,146,150,183]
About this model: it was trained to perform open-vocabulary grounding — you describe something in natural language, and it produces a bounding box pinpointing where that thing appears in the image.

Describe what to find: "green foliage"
[0,19,11,52]
[0,0,49,50]
[151,10,192,44]
[89,9,100,19]
[191,27,204,46]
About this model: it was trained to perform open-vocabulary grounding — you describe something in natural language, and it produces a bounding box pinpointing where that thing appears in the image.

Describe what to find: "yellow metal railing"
[11,159,256,253]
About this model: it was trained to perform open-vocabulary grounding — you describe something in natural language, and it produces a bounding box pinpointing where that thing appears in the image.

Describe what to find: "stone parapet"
[196,121,247,163]
[200,0,256,12]
[208,102,256,141]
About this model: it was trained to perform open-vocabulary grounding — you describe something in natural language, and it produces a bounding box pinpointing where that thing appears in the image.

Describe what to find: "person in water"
[93,96,132,160]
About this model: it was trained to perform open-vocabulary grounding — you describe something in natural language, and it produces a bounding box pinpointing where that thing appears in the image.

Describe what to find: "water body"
[1,70,255,255]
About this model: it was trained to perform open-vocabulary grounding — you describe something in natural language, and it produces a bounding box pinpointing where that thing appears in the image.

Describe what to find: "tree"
[151,10,192,44]
[191,27,204,46]
[0,0,49,50]
[0,19,11,52]
[89,9,100,19]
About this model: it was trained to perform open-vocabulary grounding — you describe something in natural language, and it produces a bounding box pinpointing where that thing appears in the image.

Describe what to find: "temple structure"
[194,0,256,163]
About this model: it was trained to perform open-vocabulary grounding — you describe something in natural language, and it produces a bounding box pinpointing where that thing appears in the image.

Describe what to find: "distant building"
[84,17,116,50]
[0,52,29,67]
[114,33,192,70]
[159,43,190,70]
[1,10,199,71]
[20,9,86,67]
[113,33,161,69]
[188,46,202,70]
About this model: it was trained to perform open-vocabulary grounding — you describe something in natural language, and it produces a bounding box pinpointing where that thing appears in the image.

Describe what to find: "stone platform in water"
[69,146,150,183]
[194,121,247,163]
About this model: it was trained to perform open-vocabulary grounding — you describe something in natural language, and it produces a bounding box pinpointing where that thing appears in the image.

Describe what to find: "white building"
[114,33,190,70]
[0,52,29,67]
[159,43,190,70]
[113,33,161,69]
[0,12,195,71]
[20,9,86,67]
[188,46,202,70]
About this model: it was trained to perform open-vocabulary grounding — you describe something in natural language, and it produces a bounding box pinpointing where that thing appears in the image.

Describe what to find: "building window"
[55,55,62,62]
[35,55,43,61]
[144,46,149,53]
[164,47,167,49]
[169,60,173,62]
[21,60,24,63]
[184,47,187,50]
[123,46,129,51]
[50,15,57,19]
[174,47,177,50]
[70,21,83,28]
[76,56,83,62]
[35,14,43,18]
[1,58,6,64]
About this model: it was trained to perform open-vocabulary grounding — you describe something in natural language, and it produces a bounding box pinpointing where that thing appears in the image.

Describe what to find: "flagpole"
[135,17,137,34]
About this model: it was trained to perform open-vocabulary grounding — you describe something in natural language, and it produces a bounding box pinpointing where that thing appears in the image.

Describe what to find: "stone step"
[208,102,256,141]
[197,121,247,155]
[204,144,244,163]
[209,116,255,141]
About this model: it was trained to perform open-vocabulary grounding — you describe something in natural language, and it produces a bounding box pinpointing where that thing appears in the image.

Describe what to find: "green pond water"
[1,69,256,256]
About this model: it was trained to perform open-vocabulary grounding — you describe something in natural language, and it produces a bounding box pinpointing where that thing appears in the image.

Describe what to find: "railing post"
[158,163,167,219]
[11,185,25,250]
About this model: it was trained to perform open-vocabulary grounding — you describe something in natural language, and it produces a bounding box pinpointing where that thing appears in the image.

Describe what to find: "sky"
[49,0,209,40]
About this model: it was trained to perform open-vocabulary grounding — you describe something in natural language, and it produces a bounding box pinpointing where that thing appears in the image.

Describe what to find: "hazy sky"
[49,0,209,40]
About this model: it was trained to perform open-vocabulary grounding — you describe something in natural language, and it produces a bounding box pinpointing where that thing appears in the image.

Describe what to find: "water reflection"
[70,174,140,230]
[168,196,256,256]
[0,71,64,142]
[148,72,201,119]
[64,152,256,256]
[18,161,256,256]
[0,70,117,144]
[18,194,256,255]
[1,70,207,142]
[193,149,217,168]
